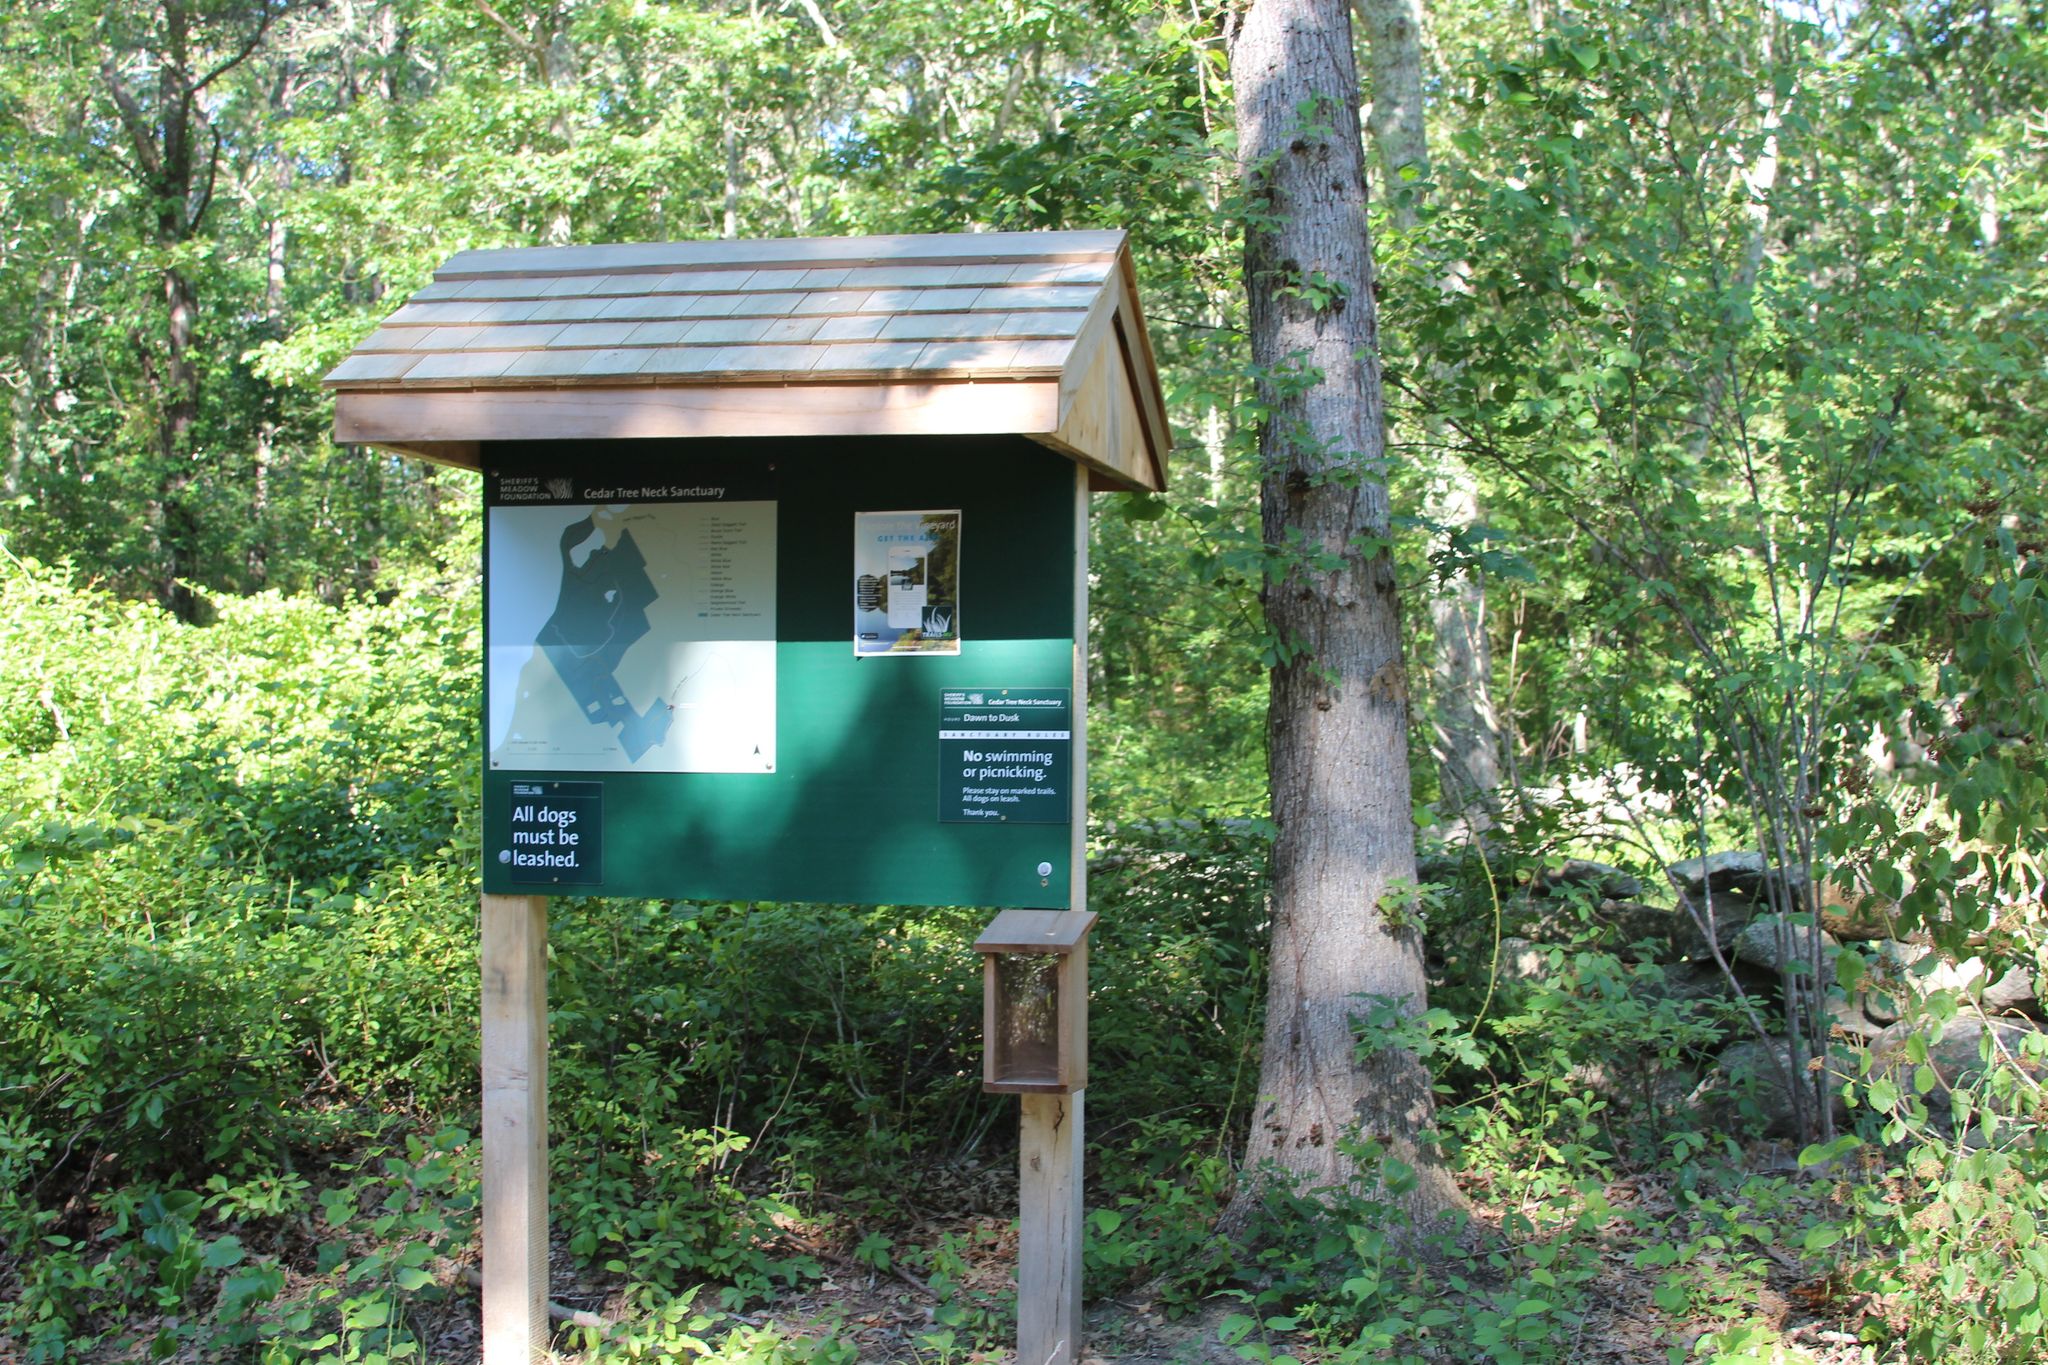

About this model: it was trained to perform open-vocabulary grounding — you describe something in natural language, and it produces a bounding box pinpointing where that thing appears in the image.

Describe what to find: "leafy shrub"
[1833,1000,2048,1362]
[1084,1115,1235,1309]
[0,557,483,1357]
[1086,815,1269,1130]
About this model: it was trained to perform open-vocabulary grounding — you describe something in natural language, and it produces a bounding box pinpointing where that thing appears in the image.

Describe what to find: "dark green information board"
[480,436,1077,909]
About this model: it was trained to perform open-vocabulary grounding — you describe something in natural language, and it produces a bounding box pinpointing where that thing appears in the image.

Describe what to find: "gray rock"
[1669,891,1763,962]
[1597,900,1686,957]
[1858,981,1904,1025]
[1533,859,1644,902]
[1826,995,1885,1040]
[1668,851,1770,898]
[1634,959,1747,1009]
[1497,936,1549,984]
[1857,941,2037,1018]
[1867,1015,2048,1109]
[1753,864,1814,913]
[1733,913,1841,977]
[1569,1058,1701,1124]
[1517,894,1684,957]
[1926,958,2037,1012]
[1689,1037,1843,1136]
[1854,941,1915,1024]
[1817,872,1900,940]
[1667,850,1818,912]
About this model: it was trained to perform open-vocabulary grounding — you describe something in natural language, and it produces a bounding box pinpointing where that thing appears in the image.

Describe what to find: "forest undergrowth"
[4,0,2046,1356]
[4,551,2046,1365]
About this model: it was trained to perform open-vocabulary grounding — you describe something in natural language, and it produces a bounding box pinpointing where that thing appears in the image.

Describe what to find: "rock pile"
[1434,848,2045,1136]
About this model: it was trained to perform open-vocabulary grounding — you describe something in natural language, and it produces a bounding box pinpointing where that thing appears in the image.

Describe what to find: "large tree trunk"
[473,0,579,243]
[1356,0,1502,824]
[1222,0,1460,1235]
[1357,0,1427,214]
[542,18,578,245]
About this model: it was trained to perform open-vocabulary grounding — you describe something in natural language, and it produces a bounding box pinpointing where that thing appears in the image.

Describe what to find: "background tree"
[1395,0,2046,1138]
[1357,0,1505,826]
[98,0,277,620]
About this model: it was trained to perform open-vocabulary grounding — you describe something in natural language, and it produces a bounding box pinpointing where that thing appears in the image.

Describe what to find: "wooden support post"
[1016,461,1091,1365]
[481,893,550,1364]
[1018,1091,1084,1365]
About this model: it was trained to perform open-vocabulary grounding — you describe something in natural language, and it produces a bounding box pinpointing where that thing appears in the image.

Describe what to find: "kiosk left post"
[481,893,549,1362]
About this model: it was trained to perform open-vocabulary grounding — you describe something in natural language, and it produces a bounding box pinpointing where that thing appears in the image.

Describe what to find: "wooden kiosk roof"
[324,229,1169,492]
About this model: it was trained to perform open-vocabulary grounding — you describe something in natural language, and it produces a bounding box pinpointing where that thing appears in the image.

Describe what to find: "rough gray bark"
[7,98,92,501]
[541,18,578,245]
[1222,0,1460,1235]
[792,0,838,48]
[722,120,742,239]
[248,58,302,586]
[1356,0,1502,823]
[1356,0,1427,220]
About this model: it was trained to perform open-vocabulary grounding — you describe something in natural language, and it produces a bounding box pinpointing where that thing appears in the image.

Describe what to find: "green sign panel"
[938,689,1071,824]
[480,436,1078,909]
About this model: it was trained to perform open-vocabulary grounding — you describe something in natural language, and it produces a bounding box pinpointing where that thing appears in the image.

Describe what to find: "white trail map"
[487,489,776,774]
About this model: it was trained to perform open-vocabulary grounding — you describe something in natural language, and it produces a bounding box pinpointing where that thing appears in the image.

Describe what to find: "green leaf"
[202,1235,246,1270]
[1798,1134,1863,1167]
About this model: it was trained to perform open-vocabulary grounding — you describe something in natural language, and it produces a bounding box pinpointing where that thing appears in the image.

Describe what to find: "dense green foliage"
[3,0,2045,1359]
[0,552,1270,1360]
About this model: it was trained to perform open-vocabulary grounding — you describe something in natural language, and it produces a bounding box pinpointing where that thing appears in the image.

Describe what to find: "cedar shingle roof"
[324,230,1169,491]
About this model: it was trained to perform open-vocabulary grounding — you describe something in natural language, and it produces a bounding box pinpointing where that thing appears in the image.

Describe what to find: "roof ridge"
[438,230,1128,279]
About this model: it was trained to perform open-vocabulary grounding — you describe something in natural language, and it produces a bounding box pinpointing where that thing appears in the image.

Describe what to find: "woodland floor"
[330,1142,1894,1365]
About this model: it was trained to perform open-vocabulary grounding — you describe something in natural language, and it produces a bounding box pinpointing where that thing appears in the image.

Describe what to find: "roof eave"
[331,374,1160,493]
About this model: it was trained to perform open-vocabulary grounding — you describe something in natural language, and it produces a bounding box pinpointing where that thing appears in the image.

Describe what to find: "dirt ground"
[46,1145,1897,1364]
[396,1169,1895,1365]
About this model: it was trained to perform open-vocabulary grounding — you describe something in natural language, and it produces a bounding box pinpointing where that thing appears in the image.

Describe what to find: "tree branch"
[473,0,543,56]
[99,58,163,181]
[189,120,224,231]
[787,0,839,48]
[193,0,278,93]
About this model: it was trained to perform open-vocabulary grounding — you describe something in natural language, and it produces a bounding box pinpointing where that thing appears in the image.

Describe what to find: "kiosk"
[326,229,1168,1365]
